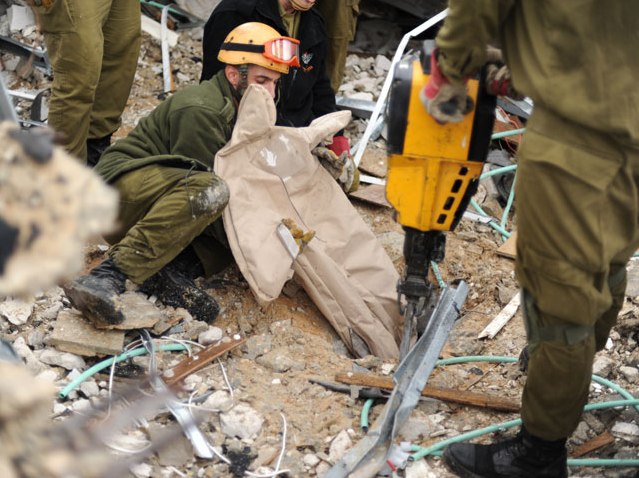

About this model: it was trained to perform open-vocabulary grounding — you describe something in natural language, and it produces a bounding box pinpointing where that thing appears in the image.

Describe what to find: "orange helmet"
[218,22,300,74]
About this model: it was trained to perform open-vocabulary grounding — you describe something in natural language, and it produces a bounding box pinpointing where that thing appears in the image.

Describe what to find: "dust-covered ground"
[1,27,639,478]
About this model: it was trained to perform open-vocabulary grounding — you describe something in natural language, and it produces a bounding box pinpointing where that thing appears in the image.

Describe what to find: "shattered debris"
[0,4,637,478]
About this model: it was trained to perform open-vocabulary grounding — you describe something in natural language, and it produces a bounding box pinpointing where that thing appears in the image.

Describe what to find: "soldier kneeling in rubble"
[64,22,349,326]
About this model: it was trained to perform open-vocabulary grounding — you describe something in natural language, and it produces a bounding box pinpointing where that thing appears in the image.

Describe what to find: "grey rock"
[12,336,46,373]
[572,421,590,444]
[303,453,320,467]
[27,329,46,348]
[593,355,615,377]
[198,326,224,345]
[0,297,34,325]
[220,403,264,440]
[203,390,233,412]
[256,347,305,373]
[79,380,100,398]
[243,334,272,360]
[39,301,63,320]
[38,348,86,370]
[611,422,639,444]
[619,366,639,384]
[328,430,352,463]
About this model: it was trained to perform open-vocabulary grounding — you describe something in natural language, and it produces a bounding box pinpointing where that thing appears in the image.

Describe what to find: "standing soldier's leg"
[88,0,141,165]
[516,109,639,441]
[444,107,639,478]
[317,0,359,93]
[37,0,111,161]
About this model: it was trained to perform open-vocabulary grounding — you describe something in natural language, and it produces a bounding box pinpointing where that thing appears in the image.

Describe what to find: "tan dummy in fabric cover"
[214,85,401,359]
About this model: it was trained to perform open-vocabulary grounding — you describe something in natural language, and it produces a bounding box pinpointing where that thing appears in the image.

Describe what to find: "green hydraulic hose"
[360,398,375,433]
[139,0,184,16]
[357,355,638,468]
[491,128,526,140]
[500,170,517,231]
[469,199,512,238]
[410,398,639,463]
[58,343,189,399]
[430,262,446,289]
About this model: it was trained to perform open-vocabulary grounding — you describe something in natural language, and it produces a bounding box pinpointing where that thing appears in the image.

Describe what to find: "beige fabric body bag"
[214,85,401,359]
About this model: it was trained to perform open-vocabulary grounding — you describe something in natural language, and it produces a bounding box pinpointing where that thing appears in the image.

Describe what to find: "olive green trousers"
[37,0,140,161]
[316,0,359,93]
[106,166,230,284]
[515,107,639,440]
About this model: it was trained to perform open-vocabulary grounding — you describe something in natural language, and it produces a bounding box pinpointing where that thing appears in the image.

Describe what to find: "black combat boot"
[443,426,568,478]
[86,134,112,167]
[63,258,127,326]
[139,248,219,323]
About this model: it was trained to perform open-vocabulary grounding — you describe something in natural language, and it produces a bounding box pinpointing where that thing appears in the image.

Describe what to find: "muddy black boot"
[86,134,112,167]
[139,249,219,322]
[63,258,127,326]
[443,426,568,478]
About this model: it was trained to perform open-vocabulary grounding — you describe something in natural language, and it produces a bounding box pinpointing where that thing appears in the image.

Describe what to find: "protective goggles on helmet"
[221,37,301,68]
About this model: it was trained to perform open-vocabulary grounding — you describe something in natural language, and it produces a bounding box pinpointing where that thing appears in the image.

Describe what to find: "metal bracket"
[326,281,468,477]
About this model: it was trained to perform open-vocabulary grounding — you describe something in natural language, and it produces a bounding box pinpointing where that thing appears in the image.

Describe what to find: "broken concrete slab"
[95,292,164,330]
[49,309,125,357]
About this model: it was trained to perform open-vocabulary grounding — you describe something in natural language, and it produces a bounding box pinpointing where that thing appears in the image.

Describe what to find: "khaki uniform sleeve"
[436,0,515,83]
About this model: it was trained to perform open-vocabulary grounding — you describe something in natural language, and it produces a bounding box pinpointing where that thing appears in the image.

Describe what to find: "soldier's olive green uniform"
[96,71,237,284]
[35,0,141,161]
[436,1,639,440]
[316,0,360,93]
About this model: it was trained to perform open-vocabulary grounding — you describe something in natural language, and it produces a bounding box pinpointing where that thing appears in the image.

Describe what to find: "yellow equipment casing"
[386,54,496,232]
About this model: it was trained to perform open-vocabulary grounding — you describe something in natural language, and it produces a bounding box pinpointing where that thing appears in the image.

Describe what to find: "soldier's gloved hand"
[485,64,523,100]
[281,218,315,251]
[312,144,359,193]
[420,49,474,124]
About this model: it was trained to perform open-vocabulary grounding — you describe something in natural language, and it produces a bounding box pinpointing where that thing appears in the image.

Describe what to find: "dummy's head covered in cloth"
[214,84,402,359]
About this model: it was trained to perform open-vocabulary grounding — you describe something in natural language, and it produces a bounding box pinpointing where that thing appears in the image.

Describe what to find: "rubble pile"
[0,7,638,478]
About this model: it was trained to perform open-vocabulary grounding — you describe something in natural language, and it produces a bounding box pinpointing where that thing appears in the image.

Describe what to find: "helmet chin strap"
[289,0,313,11]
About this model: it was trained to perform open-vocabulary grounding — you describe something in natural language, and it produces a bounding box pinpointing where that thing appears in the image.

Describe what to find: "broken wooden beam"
[163,335,245,386]
[478,291,521,339]
[570,431,615,458]
[335,371,520,413]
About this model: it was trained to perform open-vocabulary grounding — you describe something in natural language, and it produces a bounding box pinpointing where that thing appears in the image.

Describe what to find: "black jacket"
[201,0,337,128]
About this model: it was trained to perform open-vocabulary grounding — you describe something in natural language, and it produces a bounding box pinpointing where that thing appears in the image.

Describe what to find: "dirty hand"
[484,63,523,99]
[420,49,474,124]
[312,146,357,192]
[281,218,315,251]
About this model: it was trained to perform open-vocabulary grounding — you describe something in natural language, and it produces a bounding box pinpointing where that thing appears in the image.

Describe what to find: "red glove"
[485,64,523,99]
[327,135,350,157]
[420,50,474,124]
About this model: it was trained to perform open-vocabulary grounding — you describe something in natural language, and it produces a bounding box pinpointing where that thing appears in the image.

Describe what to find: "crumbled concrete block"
[50,309,125,356]
[8,5,35,33]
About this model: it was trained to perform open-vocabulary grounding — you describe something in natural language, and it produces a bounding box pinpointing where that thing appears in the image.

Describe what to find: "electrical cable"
[58,343,189,399]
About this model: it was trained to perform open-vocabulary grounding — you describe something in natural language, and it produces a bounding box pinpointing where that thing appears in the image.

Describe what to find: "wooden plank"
[570,431,615,458]
[335,372,520,413]
[478,292,521,339]
[349,184,392,208]
[496,231,517,259]
[163,335,245,386]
